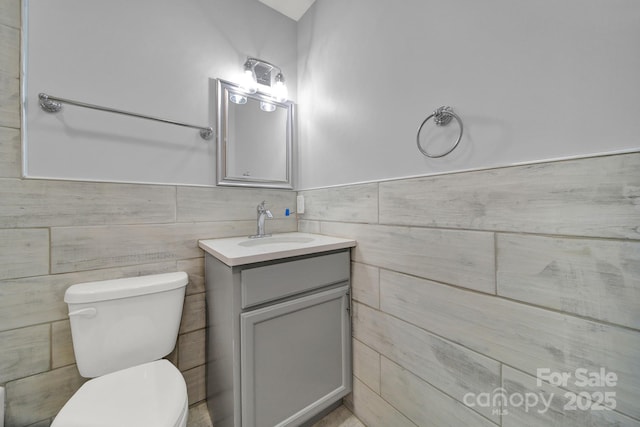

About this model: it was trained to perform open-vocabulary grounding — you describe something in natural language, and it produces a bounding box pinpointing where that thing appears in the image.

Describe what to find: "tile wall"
[299,153,640,427]
[0,2,296,425]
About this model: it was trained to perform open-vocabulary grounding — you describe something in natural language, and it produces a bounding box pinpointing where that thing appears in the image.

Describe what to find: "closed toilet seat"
[52,360,188,427]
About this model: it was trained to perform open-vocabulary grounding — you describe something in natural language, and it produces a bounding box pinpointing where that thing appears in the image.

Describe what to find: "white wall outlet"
[296,195,305,214]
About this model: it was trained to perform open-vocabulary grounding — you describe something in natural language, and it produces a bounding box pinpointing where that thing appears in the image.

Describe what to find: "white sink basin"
[199,232,356,266]
[238,235,315,247]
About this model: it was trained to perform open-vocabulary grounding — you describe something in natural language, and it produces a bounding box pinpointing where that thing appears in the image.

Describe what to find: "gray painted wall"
[24,0,297,185]
[296,0,640,188]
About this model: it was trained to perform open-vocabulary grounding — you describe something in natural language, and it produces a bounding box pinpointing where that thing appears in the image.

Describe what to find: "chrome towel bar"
[38,92,214,140]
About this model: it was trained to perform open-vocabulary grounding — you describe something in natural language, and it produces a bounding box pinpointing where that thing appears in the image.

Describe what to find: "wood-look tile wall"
[0,5,295,425]
[0,185,295,427]
[299,152,640,426]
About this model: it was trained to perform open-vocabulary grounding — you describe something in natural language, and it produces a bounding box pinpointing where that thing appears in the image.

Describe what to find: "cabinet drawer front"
[241,251,350,309]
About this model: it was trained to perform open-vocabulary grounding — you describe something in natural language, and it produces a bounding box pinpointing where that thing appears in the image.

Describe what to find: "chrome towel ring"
[416,106,463,158]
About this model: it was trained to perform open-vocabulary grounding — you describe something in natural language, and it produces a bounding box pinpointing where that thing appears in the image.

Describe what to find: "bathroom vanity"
[199,233,356,427]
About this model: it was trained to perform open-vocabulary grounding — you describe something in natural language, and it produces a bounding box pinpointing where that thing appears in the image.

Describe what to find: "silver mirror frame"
[216,79,294,189]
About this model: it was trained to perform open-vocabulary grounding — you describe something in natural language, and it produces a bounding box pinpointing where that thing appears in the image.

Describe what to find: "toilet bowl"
[52,360,188,427]
[51,272,189,427]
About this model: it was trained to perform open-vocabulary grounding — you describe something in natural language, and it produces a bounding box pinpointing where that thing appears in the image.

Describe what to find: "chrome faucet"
[250,201,273,238]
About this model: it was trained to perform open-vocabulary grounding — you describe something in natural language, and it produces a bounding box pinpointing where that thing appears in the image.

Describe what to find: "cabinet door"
[240,285,351,427]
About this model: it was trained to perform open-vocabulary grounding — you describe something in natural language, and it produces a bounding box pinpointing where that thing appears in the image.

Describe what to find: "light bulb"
[229,93,247,104]
[260,101,276,112]
[272,73,288,102]
[240,62,257,94]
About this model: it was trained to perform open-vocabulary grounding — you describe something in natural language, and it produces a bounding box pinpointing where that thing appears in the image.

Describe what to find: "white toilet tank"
[64,272,188,378]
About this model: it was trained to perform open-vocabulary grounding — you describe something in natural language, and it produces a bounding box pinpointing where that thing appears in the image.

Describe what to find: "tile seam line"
[374,267,640,334]
[379,355,501,427]
[354,302,640,423]
[295,149,640,191]
[354,376,419,427]
[316,220,640,243]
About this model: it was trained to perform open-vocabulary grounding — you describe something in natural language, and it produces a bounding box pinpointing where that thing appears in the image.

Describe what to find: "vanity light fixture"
[240,57,288,102]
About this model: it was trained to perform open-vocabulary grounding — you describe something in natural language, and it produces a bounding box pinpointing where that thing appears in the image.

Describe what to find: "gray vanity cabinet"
[205,250,352,427]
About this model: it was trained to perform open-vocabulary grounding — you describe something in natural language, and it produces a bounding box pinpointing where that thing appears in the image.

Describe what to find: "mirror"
[216,79,294,189]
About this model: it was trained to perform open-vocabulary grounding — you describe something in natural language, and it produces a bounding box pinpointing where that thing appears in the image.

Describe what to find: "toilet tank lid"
[64,272,188,304]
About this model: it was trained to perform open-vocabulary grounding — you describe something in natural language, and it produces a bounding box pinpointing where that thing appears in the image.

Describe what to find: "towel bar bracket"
[39,93,63,113]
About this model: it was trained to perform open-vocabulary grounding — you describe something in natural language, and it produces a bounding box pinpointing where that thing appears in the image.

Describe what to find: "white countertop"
[199,232,356,266]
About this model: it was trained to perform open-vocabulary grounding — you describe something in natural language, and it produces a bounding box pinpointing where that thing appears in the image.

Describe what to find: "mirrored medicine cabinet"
[216,79,294,189]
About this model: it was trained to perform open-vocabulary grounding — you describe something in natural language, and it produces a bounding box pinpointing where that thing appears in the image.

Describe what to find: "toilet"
[51,272,190,427]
